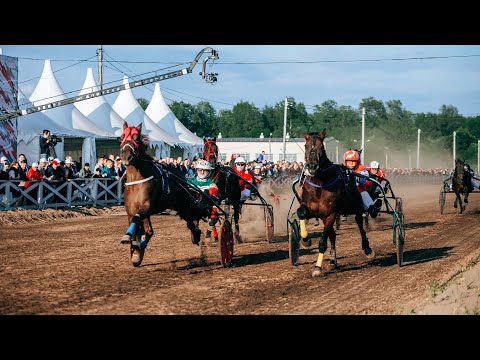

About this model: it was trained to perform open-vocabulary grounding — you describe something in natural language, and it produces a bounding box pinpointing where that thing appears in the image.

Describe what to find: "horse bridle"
[121,126,141,161]
[305,134,325,172]
[203,139,218,164]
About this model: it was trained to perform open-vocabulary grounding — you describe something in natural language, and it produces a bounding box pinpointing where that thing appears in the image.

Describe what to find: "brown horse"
[119,121,213,267]
[203,137,242,238]
[452,159,471,214]
[297,130,375,277]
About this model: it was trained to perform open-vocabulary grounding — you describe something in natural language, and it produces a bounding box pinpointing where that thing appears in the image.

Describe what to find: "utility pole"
[97,45,103,91]
[453,131,456,169]
[269,133,272,161]
[417,129,421,168]
[336,140,339,163]
[283,96,288,161]
[361,107,365,164]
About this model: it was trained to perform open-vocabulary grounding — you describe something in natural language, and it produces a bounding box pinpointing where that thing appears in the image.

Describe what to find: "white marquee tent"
[17,88,95,164]
[145,83,203,159]
[74,68,124,136]
[28,60,116,165]
[112,76,186,159]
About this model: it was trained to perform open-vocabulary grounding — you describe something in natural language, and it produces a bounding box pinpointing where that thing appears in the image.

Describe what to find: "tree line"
[138,97,480,166]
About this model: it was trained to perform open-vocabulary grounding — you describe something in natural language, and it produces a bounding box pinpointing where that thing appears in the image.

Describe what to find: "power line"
[216,54,480,65]
[13,53,480,65]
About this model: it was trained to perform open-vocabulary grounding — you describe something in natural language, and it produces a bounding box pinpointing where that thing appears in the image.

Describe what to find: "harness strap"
[125,176,154,186]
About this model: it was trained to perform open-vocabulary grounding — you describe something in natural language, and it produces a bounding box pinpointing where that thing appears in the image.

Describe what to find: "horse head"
[119,121,145,166]
[454,158,466,187]
[304,129,327,176]
[203,137,218,169]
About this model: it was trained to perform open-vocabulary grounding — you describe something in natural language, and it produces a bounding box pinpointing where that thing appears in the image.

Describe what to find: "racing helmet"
[464,163,470,171]
[195,159,212,179]
[370,161,380,169]
[344,150,360,163]
[234,156,246,164]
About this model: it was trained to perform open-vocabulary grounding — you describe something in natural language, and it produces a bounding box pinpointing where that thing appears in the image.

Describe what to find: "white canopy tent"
[145,83,203,160]
[112,76,186,159]
[74,68,124,136]
[28,60,116,165]
[16,87,96,164]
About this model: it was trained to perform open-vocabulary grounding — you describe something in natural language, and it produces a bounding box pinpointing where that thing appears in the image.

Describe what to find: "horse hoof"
[121,234,132,244]
[131,249,144,267]
[365,248,376,259]
[312,267,323,277]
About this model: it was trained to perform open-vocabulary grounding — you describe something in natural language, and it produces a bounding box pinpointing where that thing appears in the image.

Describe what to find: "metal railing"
[0,179,124,210]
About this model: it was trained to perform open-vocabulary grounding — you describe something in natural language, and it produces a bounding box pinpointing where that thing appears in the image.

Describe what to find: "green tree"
[137,98,149,111]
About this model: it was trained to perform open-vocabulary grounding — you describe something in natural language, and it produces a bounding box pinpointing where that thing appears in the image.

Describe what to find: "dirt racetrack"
[1,183,479,315]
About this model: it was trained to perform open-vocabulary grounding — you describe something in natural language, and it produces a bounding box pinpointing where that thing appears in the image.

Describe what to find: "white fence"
[0,179,124,210]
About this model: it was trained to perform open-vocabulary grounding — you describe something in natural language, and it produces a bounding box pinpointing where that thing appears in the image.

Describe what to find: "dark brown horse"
[203,137,242,238]
[452,159,470,214]
[297,130,375,277]
[119,121,213,267]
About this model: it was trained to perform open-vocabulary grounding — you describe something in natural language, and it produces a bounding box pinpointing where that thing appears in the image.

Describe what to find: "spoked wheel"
[220,219,234,267]
[289,219,301,266]
[130,229,145,268]
[393,197,405,267]
[439,190,446,214]
[265,206,274,243]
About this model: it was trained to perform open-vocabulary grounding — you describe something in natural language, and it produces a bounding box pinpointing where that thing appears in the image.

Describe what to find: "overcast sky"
[2,45,479,116]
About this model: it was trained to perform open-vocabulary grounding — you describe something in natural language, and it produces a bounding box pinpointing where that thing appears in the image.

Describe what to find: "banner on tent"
[0,54,18,161]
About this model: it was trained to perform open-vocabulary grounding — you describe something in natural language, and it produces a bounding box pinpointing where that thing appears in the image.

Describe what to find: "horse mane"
[137,134,154,161]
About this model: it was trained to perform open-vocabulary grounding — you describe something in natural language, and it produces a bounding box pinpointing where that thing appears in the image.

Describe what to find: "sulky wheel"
[265,206,274,243]
[289,219,301,266]
[393,197,405,267]
[130,229,145,268]
[439,190,446,215]
[220,219,234,267]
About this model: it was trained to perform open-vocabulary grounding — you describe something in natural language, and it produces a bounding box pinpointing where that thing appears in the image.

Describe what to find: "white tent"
[29,60,115,138]
[145,82,203,159]
[74,68,124,136]
[112,76,185,159]
[17,88,95,164]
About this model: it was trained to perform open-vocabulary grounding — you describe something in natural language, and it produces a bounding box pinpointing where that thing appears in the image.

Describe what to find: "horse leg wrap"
[140,234,151,250]
[126,214,142,236]
[315,253,324,268]
[300,219,308,239]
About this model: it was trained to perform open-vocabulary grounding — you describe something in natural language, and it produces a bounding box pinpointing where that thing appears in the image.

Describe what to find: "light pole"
[269,133,272,161]
[282,96,288,161]
[385,147,389,170]
[336,140,339,163]
[453,131,456,169]
[361,107,365,164]
[417,129,421,168]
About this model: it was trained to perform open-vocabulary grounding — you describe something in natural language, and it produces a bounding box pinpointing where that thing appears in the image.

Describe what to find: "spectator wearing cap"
[63,158,77,180]
[25,162,43,189]
[78,163,92,178]
[0,156,9,172]
[38,158,48,179]
[65,156,78,175]
[45,159,66,204]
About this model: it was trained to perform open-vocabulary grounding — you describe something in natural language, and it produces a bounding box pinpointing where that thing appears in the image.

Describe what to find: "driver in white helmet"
[367,160,387,198]
[187,159,220,244]
[233,156,253,202]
